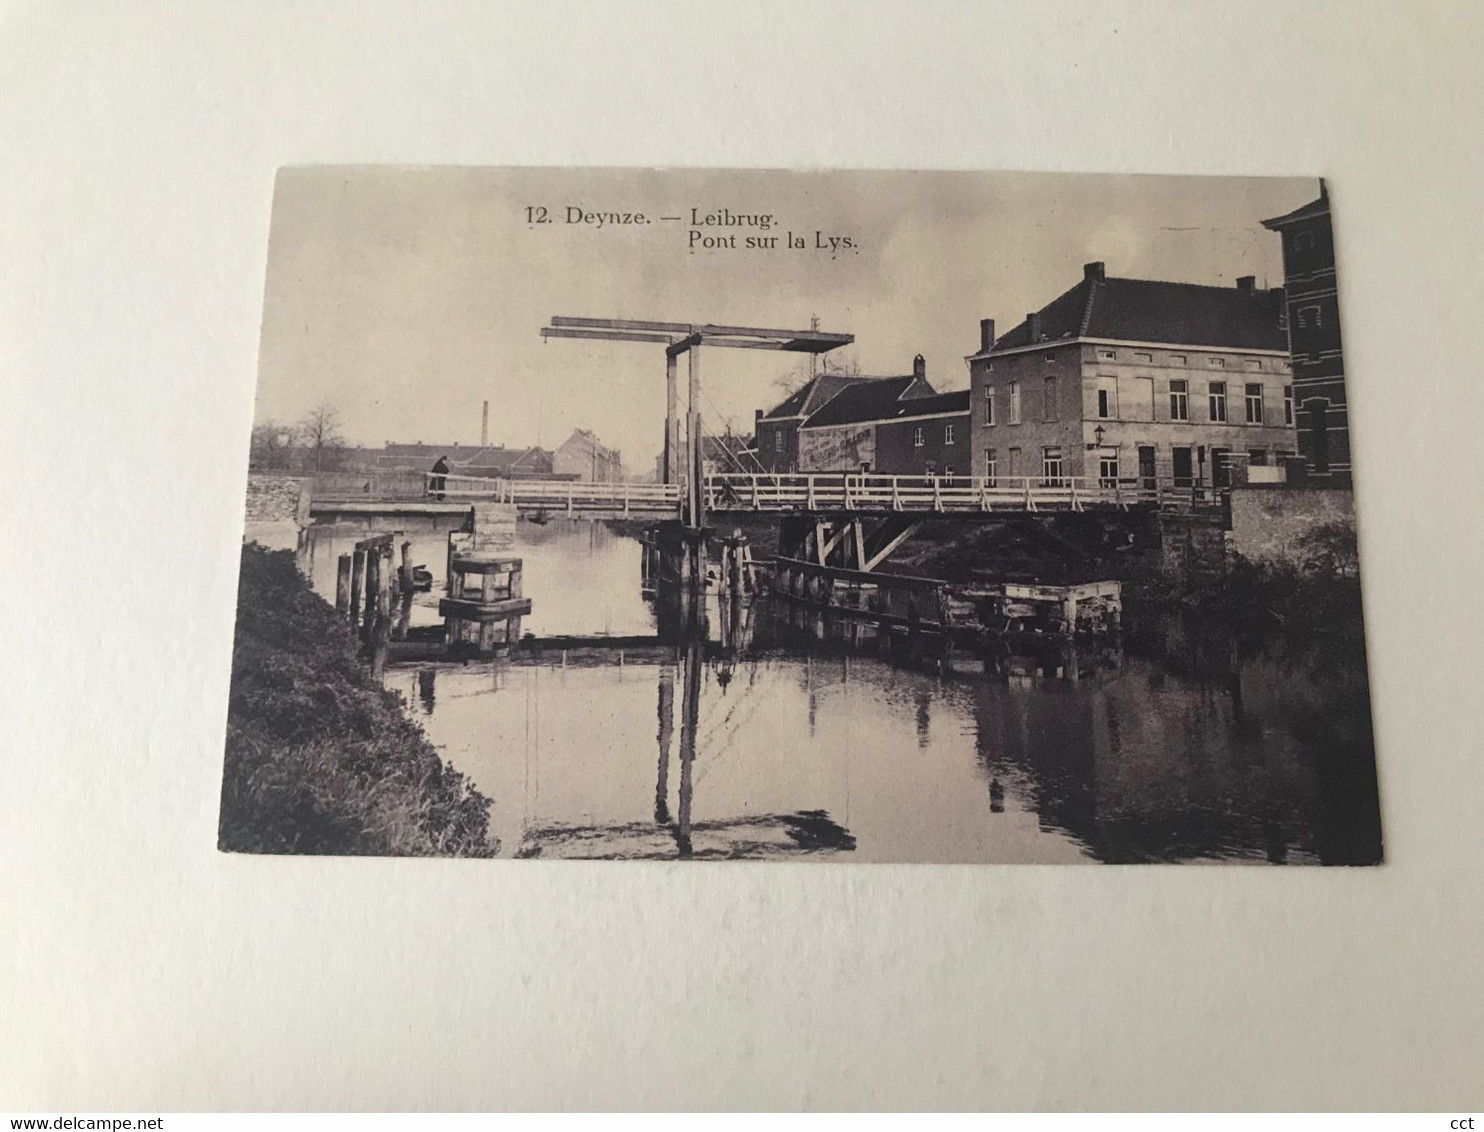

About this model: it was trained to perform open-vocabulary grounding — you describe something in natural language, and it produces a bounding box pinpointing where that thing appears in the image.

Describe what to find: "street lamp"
[1093,424,1106,447]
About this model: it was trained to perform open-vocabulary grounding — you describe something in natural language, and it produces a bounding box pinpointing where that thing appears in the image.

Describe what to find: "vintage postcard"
[222,166,1380,864]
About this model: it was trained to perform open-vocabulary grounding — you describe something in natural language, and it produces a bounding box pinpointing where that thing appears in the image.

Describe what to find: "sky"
[255,166,1317,469]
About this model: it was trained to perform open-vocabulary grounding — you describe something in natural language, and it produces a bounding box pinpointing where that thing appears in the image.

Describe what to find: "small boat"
[410,566,435,592]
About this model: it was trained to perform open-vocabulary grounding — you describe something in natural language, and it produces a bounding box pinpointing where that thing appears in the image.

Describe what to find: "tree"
[249,421,297,470]
[298,403,345,471]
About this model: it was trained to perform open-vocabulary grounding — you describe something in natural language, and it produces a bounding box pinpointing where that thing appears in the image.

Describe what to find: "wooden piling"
[335,554,352,615]
[399,541,413,593]
[350,549,367,621]
[376,548,392,619]
[362,551,380,638]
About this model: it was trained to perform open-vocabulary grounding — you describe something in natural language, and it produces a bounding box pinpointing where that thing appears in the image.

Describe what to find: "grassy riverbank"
[218,544,496,857]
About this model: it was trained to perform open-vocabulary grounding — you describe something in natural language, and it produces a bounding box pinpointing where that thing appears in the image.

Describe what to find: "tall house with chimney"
[1262,184,1351,483]
[968,262,1298,491]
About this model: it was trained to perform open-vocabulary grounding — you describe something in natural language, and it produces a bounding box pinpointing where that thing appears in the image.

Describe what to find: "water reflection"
[377,523,1379,865]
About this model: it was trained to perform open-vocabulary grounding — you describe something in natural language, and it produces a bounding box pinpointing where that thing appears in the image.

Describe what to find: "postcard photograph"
[222,166,1380,865]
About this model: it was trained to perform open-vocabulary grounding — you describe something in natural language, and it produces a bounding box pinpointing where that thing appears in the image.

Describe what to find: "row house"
[968,262,1298,490]
[372,442,554,479]
[1262,184,1352,483]
[552,428,624,482]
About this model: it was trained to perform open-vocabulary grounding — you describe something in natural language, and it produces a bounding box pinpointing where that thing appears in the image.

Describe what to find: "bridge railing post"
[807,475,817,510]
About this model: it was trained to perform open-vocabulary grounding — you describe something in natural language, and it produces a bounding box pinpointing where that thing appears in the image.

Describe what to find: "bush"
[218,544,496,856]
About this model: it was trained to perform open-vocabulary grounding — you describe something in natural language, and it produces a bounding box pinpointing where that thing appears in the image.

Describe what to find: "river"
[308,519,1382,864]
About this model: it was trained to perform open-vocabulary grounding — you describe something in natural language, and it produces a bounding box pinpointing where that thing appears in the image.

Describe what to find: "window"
[983,385,996,426]
[1134,352,1153,363]
[1041,446,1065,486]
[1245,359,1263,371]
[1097,348,1116,361]
[1043,376,1058,420]
[1044,353,1056,363]
[1007,447,1021,476]
[943,465,954,477]
[984,448,997,486]
[772,431,781,451]
[1284,385,1294,425]
[1172,446,1194,488]
[912,426,924,448]
[1248,448,1268,466]
[1009,381,1022,424]
[1211,447,1233,488]
[1169,378,1189,421]
[1208,381,1227,422]
[1208,357,1226,368]
[1097,376,1117,420]
[1098,453,1119,488]
[1297,304,1322,329]
[1170,355,1186,365]
[1244,383,1264,424]
[944,423,956,446]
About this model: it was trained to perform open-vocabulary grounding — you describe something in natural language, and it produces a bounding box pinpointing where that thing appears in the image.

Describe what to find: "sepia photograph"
[223,166,1380,865]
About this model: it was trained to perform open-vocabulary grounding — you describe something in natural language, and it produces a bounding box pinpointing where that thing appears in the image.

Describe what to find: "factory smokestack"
[481,400,489,447]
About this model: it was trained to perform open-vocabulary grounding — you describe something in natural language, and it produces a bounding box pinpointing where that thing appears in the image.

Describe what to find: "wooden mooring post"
[438,554,533,657]
[349,549,367,621]
[335,553,353,615]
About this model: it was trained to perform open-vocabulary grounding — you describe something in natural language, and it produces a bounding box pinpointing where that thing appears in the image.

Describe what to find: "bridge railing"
[429,473,682,513]
[425,471,1218,515]
[703,473,1166,512]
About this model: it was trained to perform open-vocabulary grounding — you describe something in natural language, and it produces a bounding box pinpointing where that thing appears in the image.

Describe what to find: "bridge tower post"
[665,351,679,488]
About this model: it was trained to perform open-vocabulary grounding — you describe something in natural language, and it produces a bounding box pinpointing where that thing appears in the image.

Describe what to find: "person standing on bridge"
[430,455,449,501]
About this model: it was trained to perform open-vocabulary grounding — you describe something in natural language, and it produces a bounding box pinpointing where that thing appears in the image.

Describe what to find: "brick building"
[552,428,623,482]
[968,262,1298,491]
[794,357,949,473]
[754,372,869,473]
[1262,184,1351,483]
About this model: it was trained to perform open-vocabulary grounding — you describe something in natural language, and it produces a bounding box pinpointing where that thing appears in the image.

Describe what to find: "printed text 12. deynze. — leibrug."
[523,205,858,256]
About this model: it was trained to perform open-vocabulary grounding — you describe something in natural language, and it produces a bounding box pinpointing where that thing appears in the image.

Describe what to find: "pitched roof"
[1261,194,1329,230]
[989,274,1287,354]
[556,428,618,459]
[799,375,936,429]
[876,389,970,422]
[762,372,870,420]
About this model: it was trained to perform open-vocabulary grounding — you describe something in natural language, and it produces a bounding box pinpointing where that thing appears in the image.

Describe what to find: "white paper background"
[3,0,1482,1112]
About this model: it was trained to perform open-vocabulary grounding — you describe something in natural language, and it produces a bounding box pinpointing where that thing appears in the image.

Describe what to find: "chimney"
[1236,276,1255,294]
[1084,261,1105,282]
[1027,312,1042,341]
[912,354,926,379]
[481,400,489,446]
[979,318,996,353]
[754,408,763,440]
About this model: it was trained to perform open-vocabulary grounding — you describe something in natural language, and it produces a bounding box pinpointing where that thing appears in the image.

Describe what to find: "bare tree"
[298,403,345,472]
